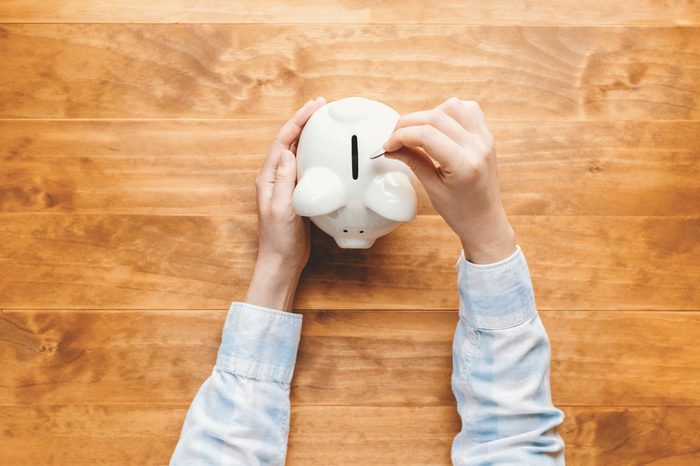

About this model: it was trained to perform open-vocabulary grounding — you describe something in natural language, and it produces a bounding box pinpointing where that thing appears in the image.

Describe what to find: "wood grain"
[2,119,698,216]
[1,25,698,119]
[0,404,698,465]
[1,214,697,310]
[1,0,698,25]
[2,310,698,407]
[1,2,698,464]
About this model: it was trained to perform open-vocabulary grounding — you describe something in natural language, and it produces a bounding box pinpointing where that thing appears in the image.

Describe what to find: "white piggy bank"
[292,97,417,249]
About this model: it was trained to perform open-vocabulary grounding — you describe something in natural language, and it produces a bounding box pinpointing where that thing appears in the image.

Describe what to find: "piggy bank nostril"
[343,229,348,233]
[359,230,364,234]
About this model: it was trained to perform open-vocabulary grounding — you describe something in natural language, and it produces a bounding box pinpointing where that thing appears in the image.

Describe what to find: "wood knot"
[38,340,58,354]
[0,171,74,211]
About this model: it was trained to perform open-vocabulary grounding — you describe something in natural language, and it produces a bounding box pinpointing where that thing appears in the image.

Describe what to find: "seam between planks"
[0,22,699,27]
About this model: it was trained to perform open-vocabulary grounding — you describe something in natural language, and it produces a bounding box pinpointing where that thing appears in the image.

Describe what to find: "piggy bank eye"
[351,135,359,180]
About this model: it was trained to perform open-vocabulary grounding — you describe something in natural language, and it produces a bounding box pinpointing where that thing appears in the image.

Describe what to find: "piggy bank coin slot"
[351,134,359,180]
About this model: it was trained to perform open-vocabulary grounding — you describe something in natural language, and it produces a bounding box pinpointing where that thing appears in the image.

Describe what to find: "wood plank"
[1,25,698,119]
[558,407,700,466]
[1,119,698,216]
[291,406,700,466]
[1,0,698,25]
[0,404,184,466]
[0,214,697,310]
[2,310,698,406]
[0,404,698,465]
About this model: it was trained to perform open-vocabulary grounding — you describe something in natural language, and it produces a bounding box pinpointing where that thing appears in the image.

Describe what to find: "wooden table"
[1,1,698,464]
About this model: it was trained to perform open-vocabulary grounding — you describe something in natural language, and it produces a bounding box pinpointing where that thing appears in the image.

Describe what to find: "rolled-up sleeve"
[216,302,302,384]
[171,303,302,466]
[456,246,536,330]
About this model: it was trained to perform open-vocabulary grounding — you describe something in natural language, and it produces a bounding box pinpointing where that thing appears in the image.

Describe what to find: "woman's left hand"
[245,97,326,311]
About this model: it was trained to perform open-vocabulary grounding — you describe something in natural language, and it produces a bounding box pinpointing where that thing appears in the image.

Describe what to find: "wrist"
[459,213,516,265]
[245,255,303,311]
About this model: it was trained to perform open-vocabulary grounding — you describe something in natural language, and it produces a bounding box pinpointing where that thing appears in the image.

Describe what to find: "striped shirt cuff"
[216,302,303,384]
[456,245,537,330]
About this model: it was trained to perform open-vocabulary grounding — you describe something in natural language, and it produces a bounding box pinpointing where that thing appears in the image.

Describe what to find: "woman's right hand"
[383,98,516,264]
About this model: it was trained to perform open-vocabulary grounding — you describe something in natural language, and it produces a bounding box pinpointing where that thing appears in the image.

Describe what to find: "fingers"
[270,150,297,214]
[392,109,470,145]
[255,149,282,209]
[385,146,441,192]
[383,124,464,173]
[263,97,326,174]
[272,97,326,152]
[437,97,492,142]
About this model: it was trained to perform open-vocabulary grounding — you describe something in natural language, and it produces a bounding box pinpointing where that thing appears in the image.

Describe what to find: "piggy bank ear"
[365,171,417,222]
[292,167,347,217]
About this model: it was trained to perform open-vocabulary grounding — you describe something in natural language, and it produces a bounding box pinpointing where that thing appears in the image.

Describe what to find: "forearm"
[170,303,302,466]
[451,247,565,465]
[246,255,303,311]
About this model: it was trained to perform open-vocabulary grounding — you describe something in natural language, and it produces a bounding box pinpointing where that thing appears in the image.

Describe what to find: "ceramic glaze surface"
[292,97,417,248]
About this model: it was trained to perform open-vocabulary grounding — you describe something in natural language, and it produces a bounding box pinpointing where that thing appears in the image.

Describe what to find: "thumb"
[271,149,297,208]
[386,146,441,192]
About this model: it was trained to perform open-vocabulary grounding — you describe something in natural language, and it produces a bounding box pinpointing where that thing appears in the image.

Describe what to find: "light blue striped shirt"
[171,247,565,465]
